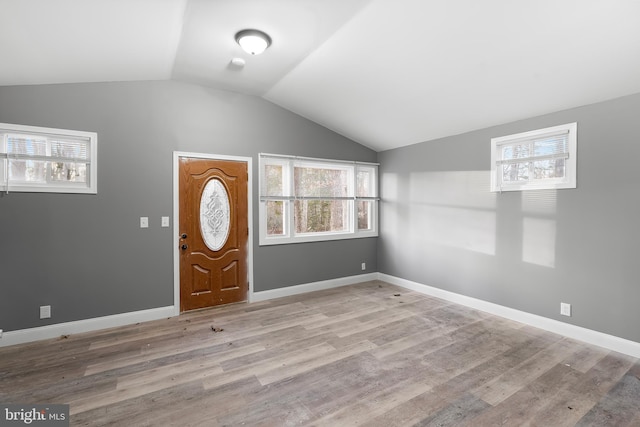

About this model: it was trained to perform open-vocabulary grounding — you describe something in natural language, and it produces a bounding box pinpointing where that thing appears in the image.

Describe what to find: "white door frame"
[172,151,254,316]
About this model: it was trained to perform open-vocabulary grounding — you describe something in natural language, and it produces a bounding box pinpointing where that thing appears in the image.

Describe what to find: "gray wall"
[0,81,377,332]
[378,92,640,343]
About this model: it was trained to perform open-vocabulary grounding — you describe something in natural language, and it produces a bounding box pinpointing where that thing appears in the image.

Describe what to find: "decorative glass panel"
[200,179,231,251]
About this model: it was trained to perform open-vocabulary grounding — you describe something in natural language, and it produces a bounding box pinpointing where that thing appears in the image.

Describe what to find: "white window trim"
[0,122,97,194]
[259,153,379,245]
[490,122,577,192]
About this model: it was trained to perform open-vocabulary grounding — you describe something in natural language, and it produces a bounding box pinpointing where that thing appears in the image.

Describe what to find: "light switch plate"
[161,216,170,227]
[140,217,149,228]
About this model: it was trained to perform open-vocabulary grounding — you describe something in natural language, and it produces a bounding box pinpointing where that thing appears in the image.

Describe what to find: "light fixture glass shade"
[235,29,271,55]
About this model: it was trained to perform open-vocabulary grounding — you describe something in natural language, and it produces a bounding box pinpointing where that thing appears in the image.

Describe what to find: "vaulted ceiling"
[2,0,640,151]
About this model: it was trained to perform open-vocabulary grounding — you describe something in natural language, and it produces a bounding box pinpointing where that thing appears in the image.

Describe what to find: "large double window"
[259,153,378,245]
[0,123,97,194]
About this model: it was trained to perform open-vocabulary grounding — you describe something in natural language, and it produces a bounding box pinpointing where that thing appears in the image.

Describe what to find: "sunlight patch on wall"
[413,205,497,255]
[407,171,497,256]
[522,217,557,268]
[521,190,557,215]
[381,172,398,201]
[379,172,403,269]
[409,171,496,209]
[380,172,400,239]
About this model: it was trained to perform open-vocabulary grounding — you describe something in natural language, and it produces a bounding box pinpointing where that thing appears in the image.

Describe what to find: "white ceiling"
[2,0,640,152]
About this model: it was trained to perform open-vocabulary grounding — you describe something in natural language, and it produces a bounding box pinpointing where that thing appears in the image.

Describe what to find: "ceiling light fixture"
[235,29,272,55]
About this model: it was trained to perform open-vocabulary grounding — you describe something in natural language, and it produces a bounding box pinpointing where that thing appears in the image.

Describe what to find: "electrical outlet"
[40,305,51,319]
[560,302,571,317]
[140,217,149,228]
[361,262,366,271]
[0,329,3,339]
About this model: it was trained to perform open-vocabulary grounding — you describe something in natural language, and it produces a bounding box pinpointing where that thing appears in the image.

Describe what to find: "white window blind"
[259,153,378,245]
[0,123,97,194]
[491,123,577,192]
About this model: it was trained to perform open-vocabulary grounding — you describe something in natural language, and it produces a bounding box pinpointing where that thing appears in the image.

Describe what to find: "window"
[491,122,577,192]
[0,123,97,194]
[259,153,378,245]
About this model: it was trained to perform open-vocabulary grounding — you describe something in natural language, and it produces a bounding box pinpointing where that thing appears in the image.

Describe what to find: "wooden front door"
[179,157,248,312]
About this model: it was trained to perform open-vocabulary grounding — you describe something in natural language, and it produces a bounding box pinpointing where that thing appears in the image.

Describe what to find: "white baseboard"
[1,273,378,348]
[251,273,379,302]
[0,306,175,347]
[379,273,640,359]
[6,273,638,359]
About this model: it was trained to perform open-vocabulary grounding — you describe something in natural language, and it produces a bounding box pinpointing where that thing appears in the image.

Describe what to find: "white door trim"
[172,151,254,316]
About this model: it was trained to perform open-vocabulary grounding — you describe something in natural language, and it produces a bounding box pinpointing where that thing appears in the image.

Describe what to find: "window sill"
[259,230,378,246]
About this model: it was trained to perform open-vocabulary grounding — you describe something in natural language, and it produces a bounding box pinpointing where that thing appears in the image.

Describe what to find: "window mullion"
[528,141,534,183]
[1,134,6,191]
[44,137,51,184]
[288,158,295,238]
[352,168,357,233]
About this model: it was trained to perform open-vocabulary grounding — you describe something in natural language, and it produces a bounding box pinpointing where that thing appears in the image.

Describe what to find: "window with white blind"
[490,122,577,192]
[259,153,378,245]
[0,123,97,194]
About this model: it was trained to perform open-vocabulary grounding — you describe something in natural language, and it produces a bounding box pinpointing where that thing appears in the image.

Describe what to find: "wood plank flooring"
[1,281,639,426]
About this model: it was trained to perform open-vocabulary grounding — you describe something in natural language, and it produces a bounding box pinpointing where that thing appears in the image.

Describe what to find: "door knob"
[181,244,188,250]
[181,233,187,239]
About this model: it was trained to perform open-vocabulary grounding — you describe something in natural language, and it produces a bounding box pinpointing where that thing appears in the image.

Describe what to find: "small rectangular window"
[491,122,577,192]
[259,154,378,245]
[0,123,97,194]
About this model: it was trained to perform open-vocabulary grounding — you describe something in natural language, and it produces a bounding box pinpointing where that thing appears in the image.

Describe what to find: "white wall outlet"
[361,262,366,271]
[40,305,51,319]
[0,329,3,339]
[161,216,170,227]
[560,302,571,317]
[140,217,149,228]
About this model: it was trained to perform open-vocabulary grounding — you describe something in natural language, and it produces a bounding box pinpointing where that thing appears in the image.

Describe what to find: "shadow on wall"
[381,170,558,268]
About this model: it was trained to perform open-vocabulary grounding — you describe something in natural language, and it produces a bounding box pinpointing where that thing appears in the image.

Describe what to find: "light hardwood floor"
[1,281,639,426]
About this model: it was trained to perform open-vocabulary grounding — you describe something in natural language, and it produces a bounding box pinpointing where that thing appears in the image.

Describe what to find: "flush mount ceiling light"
[235,29,272,55]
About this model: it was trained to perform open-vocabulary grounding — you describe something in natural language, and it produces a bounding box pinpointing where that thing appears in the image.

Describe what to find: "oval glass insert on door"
[200,178,231,251]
